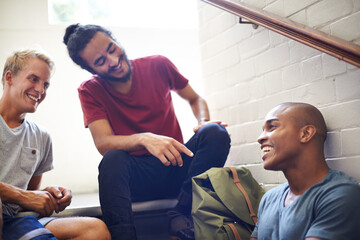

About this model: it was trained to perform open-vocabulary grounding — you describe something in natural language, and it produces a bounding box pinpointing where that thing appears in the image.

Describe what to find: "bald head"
[270,102,327,143]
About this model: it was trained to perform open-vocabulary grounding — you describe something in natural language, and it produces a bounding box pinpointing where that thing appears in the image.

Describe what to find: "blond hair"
[1,49,54,86]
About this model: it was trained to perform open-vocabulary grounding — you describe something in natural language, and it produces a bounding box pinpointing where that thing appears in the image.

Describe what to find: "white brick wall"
[197,0,360,187]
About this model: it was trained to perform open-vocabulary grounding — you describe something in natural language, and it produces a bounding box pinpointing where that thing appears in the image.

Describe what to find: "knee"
[99,150,131,174]
[198,123,231,146]
[83,218,111,240]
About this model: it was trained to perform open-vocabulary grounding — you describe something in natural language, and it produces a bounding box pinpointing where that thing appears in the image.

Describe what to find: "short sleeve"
[78,81,108,127]
[306,184,360,239]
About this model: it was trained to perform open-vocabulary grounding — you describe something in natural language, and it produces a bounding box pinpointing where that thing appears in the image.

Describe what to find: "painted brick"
[229,143,262,165]
[246,164,287,184]
[237,29,270,60]
[282,63,302,90]
[319,25,331,35]
[232,101,259,123]
[221,87,238,109]
[284,0,318,17]
[307,0,353,28]
[264,70,283,94]
[300,55,323,83]
[342,128,360,156]
[205,70,229,95]
[327,157,360,182]
[227,59,255,85]
[227,125,246,145]
[242,0,267,9]
[209,12,237,38]
[335,68,360,101]
[288,10,307,26]
[201,37,227,60]
[250,76,267,99]
[291,85,308,103]
[202,45,240,76]
[269,30,289,47]
[266,0,278,5]
[264,0,285,17]
[305,79,337,105]
[242,121,263,143]
[322,54,347,77]
[223,24,254,49]
[234,82,252,103]
[254,43,290,75]
[321,100,360,130]
[289,40,322,64]
[354,0,360,11]
[330,12,360,42]
[257,91,292,119]
[324,131,342,158]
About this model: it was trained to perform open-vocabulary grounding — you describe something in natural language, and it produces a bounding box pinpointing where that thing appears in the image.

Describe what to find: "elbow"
[94,141,109,156]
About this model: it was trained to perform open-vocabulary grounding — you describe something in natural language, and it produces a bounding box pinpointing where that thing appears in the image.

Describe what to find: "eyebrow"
[262,118,279,130]
[106,42,113,52]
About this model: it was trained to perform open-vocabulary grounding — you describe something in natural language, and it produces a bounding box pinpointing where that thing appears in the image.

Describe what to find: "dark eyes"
[29,75,49,90]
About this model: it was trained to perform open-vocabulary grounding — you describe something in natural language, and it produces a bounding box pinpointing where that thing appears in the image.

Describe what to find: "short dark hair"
[63,24,115,73]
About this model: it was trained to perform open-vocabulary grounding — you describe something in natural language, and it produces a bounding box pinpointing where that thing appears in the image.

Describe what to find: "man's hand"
[44,186,72,213]
[141,133,193,167]
[20,190,58,217]
[193,119,228,133]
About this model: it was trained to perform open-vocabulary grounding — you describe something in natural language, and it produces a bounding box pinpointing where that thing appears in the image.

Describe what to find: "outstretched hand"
[141,133,193,167]
[193,119,228,133]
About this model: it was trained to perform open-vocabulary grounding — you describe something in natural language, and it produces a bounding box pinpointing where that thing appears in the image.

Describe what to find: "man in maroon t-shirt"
[63,24,231,240]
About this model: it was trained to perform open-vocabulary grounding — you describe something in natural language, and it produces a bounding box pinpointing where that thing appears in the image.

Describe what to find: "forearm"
[0,182,28,207]
[93,132,151,156]
[189,96,210,124]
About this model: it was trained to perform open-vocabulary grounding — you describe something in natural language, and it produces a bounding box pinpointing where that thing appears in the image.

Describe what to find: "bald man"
[251,102,360,240]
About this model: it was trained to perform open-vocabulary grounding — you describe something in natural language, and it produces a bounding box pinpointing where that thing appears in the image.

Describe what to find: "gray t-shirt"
[251,169,360,240]
[0,116,53,216]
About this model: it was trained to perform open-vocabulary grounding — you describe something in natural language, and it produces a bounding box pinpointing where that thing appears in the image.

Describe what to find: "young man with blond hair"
[0,49,111,239]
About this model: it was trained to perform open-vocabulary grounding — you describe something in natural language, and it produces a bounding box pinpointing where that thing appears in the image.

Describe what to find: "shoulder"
[23,119,51,140]
[132,55,172,69]
[311,170,360,208]
[78,76,103,93]
[320,170,359,194]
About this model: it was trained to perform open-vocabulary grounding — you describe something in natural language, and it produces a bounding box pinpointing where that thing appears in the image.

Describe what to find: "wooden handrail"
[201,0,360,68]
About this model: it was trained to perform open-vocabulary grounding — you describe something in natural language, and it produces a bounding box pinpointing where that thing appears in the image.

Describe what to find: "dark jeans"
[98,123,231,240]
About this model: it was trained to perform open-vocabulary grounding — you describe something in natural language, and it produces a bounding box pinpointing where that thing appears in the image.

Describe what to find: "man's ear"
[300,125,316,143]
[4,71,14,86]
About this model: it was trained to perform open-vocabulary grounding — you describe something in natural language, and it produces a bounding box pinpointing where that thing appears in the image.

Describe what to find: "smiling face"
[257,105,303,171]
[8,57,51,113]
[79,32,132,82]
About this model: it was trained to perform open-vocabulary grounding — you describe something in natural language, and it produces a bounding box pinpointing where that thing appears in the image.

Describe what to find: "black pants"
[98,123,231,240]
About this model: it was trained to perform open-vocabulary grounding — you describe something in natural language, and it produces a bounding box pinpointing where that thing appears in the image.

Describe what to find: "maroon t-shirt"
[78,55,189,155]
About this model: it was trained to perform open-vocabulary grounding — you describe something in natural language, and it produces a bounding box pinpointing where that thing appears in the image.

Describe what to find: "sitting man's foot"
[167,210,195,240]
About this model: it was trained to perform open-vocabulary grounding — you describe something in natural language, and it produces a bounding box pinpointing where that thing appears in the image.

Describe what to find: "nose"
[108,54,118,67]
[257,131,267,144]
[35,81,45,95]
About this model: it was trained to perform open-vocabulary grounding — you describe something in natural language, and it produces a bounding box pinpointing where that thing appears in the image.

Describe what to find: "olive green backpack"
[192,167,265,240]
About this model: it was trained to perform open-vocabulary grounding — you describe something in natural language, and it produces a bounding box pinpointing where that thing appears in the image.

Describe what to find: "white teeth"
[27,94,39,102]
[262,146,272,153]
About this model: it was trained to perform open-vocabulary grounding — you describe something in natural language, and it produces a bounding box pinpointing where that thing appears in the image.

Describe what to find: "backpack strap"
[228,223,242,240]
[228,167,258,225]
